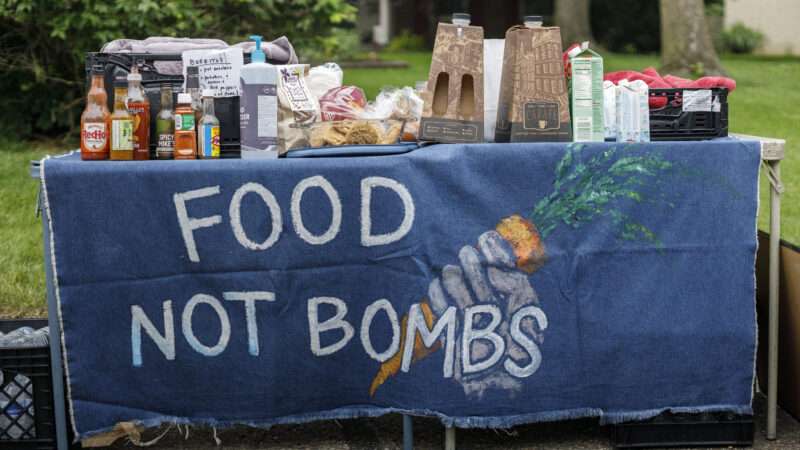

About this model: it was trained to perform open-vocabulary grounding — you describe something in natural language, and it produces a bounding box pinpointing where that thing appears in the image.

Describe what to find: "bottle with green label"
[198,89,220,158]
[173,93,197,160]
[110,76,134,160]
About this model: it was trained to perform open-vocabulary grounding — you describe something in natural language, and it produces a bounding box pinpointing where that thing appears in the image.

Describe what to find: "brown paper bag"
[495,25,571,142]
[419,18,484,143]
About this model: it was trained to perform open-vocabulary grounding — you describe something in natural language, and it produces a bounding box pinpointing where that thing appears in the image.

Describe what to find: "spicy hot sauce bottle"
[126,65,150,160]
[110,76,134,160]
[80,64,110,160]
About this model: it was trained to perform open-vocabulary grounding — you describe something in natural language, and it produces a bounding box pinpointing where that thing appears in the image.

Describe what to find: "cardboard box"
[419,21,484,143]
[568,43,604,142]
[756,232,800,421]
[495,25,571,142]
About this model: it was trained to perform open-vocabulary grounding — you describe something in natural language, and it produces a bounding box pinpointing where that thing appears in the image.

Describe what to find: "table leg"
[445,426,455,450]
[42,189,70,450]
[403,415,413,450]
[767,160,781,440]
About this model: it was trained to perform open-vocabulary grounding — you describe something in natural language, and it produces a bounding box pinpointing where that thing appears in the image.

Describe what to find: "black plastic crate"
[649,88,729,141]
[0,318,56,449]
[86,52,256,159]
[612,411,753,448]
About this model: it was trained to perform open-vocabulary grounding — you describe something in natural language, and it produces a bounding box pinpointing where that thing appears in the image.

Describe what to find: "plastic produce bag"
[319,86,367,121]
[603,80,617,140]
[307,63,344,101]
[483,39,504,142]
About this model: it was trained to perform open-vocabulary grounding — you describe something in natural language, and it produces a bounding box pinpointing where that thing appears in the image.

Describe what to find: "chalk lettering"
[223,291,275,356]
[291,175,342,245]
[308,297,355,356]
[505,305,548,378]
[174,186,222,263]
[182,294,231,357]
[229,182,283,251]
[361,177,415,247]
[131,300,175,367]
[360,299,400,363]
[401,304,456,377]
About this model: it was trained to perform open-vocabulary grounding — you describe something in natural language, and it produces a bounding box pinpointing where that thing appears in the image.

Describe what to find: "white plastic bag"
[615,79,650,143]
[307,63,343,101]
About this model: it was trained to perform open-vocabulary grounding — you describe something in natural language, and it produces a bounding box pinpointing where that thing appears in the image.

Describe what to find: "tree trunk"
[660,0,726,76]
[554,0,595,48]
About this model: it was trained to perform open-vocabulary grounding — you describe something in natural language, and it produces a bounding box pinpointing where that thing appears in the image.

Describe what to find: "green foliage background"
[0,0,356,139]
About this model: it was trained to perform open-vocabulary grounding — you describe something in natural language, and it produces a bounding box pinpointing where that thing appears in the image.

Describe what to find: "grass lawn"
[1,51,797,317]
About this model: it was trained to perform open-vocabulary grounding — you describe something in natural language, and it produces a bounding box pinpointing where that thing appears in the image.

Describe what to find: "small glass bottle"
[197,89,220,159]
[173,93,197,160]
[155,84,175,160]
[126,65,150,160]
[110,76,134,161]
[80,64,110,160]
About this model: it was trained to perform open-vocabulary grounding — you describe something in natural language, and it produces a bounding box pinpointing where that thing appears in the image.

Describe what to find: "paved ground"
[107,393,799,449]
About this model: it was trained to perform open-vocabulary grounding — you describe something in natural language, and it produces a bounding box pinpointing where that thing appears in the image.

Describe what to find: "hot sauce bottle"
[173,93,197,160]
[126,65,150,160]
[110,76,134,160]
[155,84,175,160]
[80,64,110,160]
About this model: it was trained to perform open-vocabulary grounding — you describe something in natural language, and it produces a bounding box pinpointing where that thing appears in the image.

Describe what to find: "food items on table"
[604,68,736,108]
[239,35,279,158]
[307,63,343,101]
[198,89,221,158]
[276,64,318,156]
[110,76,134,160]
[419,13,485,143]
[565,42,604,142]
[319,86,367,121]
[308,120,404,147]
[80,64,110,160]
[126,65,150,159]
[615,79,650,143]
[603,80,617,140]
[173,93,197,159]
[495,15,571,143]
[185,66,202,122]
[155,84,175,160]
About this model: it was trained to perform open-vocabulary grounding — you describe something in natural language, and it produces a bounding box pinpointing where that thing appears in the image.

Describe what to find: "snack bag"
[277,65,319,155]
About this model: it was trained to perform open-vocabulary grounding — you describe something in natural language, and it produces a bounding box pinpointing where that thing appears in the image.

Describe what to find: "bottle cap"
[127,66,142,82]
[186,67,200,89]
[249,35,266,63]
[114,75,127,87]
[202,88,215,97]
[524,15,543,22]
[452,13,471,25]
[91,64,105,75]
[177,93,192,104]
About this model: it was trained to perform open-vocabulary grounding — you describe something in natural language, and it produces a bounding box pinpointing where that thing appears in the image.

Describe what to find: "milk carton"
[615,79,650,143]
[419,13,485,143]
[567,42,604,142]
[495,16,571,142]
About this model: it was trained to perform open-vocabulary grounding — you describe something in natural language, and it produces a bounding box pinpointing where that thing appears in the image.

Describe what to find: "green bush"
[385,30,427,52]
[0,0,356,139]
[723,22,765,54]
[297,27,362,63]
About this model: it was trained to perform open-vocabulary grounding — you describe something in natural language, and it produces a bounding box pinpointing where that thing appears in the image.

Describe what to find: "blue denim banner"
[41,140,760,438]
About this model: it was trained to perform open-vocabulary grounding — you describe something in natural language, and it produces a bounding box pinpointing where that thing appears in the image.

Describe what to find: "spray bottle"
[240,35,278,158]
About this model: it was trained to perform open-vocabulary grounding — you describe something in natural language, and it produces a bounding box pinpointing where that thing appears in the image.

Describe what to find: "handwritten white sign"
[182,47,244,97]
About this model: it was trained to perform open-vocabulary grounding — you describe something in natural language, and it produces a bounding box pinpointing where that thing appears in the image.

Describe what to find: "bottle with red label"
[126,65,150,160]
[80,64,110,160]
